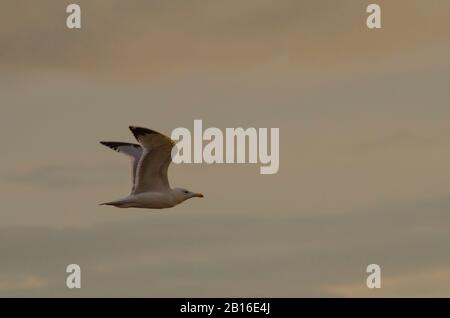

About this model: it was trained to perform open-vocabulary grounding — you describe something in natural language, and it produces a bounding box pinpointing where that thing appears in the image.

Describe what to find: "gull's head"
[174,187,204,203]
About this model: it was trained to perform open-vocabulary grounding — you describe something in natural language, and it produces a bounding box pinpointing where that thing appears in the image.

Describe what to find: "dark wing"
[100,141,143,192]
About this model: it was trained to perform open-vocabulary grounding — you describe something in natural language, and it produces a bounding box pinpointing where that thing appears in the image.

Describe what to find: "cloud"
[1,194,450,296]
[3,162,125,189]
[1,0,450,297]
[0,274,48,293]
[325,266,450,297]
[349,130,445,153]
[2,1,450,78]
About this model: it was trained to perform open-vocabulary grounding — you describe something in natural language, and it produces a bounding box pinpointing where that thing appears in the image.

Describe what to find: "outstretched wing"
[100,141,143,192]
[129,126,175,194]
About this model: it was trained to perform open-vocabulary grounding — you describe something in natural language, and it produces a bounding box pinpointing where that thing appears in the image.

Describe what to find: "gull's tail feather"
[99,197,134,208]
[99,202,114,206]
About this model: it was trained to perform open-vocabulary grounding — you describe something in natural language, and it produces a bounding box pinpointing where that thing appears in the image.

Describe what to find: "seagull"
[99,126,204,209]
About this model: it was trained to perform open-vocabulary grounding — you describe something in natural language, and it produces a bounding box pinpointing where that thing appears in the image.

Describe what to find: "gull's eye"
[184,190,189,194]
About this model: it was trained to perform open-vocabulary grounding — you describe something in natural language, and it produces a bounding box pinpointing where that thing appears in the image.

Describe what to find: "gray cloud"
[349,131,446,153]
[1,194,450,297]
[2,1,450,78]
[3,162,125,189]
[1,0,450,297]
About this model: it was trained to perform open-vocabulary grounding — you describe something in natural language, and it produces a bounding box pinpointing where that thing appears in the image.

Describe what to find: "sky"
[1,0,450,297]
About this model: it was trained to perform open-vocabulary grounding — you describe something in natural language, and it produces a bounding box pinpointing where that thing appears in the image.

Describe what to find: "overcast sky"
[1,0,450,296]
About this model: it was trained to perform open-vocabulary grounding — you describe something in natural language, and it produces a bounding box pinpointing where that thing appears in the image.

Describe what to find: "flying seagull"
[100,126,204,209]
